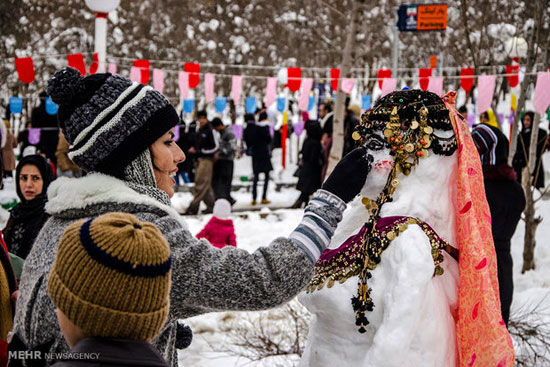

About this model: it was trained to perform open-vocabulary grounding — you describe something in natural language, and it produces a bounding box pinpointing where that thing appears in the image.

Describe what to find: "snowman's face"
[360,128,393,198]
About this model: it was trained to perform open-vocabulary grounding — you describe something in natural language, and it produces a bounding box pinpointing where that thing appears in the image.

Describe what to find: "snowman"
[298,90,514,367]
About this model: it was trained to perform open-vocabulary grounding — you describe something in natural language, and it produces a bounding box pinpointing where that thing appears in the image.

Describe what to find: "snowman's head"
[355,90,457,203]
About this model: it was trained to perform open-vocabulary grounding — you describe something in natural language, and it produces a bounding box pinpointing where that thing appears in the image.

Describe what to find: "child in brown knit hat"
[47,212,172,367]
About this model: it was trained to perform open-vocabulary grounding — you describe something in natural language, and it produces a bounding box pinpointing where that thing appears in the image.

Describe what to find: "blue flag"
[45,97,58,115]
[308,96,315,111]
[361,95,372,111]
[215,97,227,112]
[9,97,23,114]
[277,97,285,112]
[183,99,194,113]
[245,97,257,113]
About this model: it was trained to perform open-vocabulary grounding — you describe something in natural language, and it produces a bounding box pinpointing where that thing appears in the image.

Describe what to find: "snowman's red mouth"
[374,160,393,172]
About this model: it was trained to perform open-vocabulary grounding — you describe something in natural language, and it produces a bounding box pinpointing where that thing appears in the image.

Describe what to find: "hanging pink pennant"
[231,75,243,105]
[14,57,35,83]
[178,72,189,100]
[107,63,117,74]
[381,78,397,97]
[477,75,496,113]
[341,78,355,94]
[533,72,550,114]
[298,78,313,111]
[204,73,215,102]
[153,69,164,93]
[427,76,444,96]
[265,77,277,107]
[130,67,141,83]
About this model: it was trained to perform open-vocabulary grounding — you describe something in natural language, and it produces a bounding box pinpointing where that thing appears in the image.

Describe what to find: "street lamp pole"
[85,0,120,73]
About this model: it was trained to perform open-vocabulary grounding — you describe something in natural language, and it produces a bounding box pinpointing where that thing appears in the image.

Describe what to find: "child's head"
[213,198,231,219]
[48,212,172,347]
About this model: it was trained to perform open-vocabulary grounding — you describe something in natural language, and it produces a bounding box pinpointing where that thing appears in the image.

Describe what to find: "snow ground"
[1,145,549,366]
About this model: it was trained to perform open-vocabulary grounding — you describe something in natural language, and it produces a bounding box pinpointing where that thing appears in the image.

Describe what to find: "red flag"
[89,52,99,74]
[133,59,150,84]
[14,57,35,83]
[506,65,519,88]
[67,53,86,76]
[330,68,340,91]
[460,68,474,94]
[287,68,301,92]
[184,62,200,88]
[418,68,432,91]
[377,69,392,89]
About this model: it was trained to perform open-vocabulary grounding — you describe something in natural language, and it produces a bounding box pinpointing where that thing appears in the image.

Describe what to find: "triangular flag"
[231,75,242,105]
[511,94,517,111]
[174,125,180,142]
[287,68,301,92]
[28,128,41,145]
[427,76,444,96]
[298,78,313,111]
[45,98,58,115]
[308,95,315,111]
[232,124,243,140]
[204,73,215,102]
[14,57,35,83]
[277,97,285,112]
[133,59,150,84]
[89,52,99,74]
[331,68,340,91]
[185,62,200,88]
[178,72,189,100]
[108,63,117,74]
[265,77,277,107]
[183,99,195,113]
[362,95,372,110]
[341,78,354,94]
[9,97,23,114]
[130,67,141,83]
[152,68,164,93]
[215,97,227,113]
[506,65,519,88]
[381,78,397,97]
[246,97,257,113]
[533,72,550,114]
[477,75,496,113]
[460,68,474,94]
[377,69,392,89]
[67,53,86,76]
[418,68,432,91]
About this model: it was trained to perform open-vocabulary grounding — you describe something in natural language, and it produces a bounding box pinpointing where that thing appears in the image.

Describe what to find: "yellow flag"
[511,94,517,111]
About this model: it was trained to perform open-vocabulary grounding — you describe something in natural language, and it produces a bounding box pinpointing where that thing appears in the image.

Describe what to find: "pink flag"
[231,75,243,105]
[477,75,496,113]
[205,73,215,102]
[130,66,141,83]
[265,77,277,107]
[381,78,397,97]
[107,63,117,74]
[427,76,444,96]
[178,72,189,100]
[533,72,550,114]
[153,69,164,93]
[341,78,355,94]
[298,78,313,111]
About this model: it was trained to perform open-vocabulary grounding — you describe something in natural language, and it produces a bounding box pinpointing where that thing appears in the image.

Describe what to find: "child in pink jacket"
[196,199,237,248]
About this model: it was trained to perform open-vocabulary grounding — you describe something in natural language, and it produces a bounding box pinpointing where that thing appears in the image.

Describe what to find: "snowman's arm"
[368,226,434,365]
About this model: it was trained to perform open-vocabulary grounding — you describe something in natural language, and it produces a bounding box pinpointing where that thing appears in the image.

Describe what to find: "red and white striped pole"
[85,0,120,73]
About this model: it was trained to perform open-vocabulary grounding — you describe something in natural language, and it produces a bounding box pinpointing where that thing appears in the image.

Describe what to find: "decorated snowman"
[298,90,514,367]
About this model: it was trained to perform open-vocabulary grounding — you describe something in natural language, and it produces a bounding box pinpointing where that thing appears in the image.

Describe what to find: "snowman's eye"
[365,135,386,151]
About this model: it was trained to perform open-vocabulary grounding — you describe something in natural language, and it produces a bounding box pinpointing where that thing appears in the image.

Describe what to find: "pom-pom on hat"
[46,67,179,176]
[213,198,231,219]
[48,212,172,341]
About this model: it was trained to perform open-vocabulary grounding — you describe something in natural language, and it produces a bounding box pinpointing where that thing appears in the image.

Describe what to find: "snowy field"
[1,143,549,366]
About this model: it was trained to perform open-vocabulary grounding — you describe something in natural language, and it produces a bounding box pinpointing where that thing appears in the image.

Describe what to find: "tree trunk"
[326,0,362,176]
[521,179,537,273]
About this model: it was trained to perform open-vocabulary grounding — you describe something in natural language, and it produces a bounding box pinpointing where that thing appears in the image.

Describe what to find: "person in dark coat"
[3,155,53,259]
[244,112,273,205]
[176,120,197,184]
[472,119,526,326]
[512,111,547,189]
[211,118,236,205]
[292,120,323,208]
[49,213,171,367]
[31,91,60,166]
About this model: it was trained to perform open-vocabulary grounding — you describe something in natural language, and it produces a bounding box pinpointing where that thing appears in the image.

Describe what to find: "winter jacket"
[217,127,236,161]
[244,121,273,174]
[12,173,345,367]
[2,131,17,172]
[196,216,237,248]
[55,133,80,174]
[51,337,168,367]
[512,128,547,188]
[195,123,218,159]
[297,122,323,196]
[1,238,17,367]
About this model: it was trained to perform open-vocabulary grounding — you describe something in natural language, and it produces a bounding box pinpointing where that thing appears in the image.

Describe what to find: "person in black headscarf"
[291,120,324,209]
[512,111,547,189]
[3,155,53,259]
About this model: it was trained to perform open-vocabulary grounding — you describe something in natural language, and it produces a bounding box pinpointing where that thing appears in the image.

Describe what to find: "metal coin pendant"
[424,126,433,134]
[352,131,361,141]
[405,143,415,152]
[411,120,419,129]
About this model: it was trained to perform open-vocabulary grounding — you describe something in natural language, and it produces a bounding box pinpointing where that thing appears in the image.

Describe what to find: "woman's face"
[19,164,44,201]
[150,129,185,197]
[523,114,532,129]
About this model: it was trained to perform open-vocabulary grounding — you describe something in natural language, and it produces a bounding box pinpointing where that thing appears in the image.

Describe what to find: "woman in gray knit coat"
[10,67,371,367]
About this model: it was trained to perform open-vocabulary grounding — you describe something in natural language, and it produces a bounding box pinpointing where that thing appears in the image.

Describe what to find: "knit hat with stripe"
[46,67,179,176]
[48,212,172,341]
